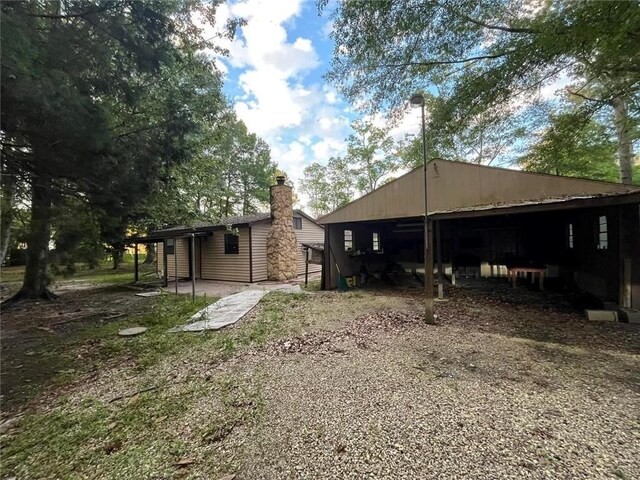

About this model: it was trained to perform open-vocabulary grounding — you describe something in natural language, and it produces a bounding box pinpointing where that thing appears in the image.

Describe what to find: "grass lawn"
[1,287,386,479]
[1,280,639,479]
[1,259,155,301]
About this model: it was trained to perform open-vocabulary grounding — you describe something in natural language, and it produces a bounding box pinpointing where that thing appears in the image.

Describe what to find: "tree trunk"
[112,248,123,270]
[0,166,16,264]
[612,96,634,185]
[10,179,56,301]
[142,242,155,264]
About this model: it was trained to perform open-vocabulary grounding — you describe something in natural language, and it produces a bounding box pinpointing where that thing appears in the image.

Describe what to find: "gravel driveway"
[226,283,640,479]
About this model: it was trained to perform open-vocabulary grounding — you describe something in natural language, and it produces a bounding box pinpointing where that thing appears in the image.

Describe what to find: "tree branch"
[380,50,515,69]
[566,89,611,105]
[23,4,117,20]
[434,1,540,34]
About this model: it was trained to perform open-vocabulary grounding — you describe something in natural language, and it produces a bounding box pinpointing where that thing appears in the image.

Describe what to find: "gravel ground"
[4,281,639,479]
[226,283,640,480]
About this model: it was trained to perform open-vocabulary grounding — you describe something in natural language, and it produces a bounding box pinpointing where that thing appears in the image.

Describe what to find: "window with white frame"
[293,216,302,230]
[567,223,574,249]
[372,232,381,252]
[597,215,608,250]
[344,230,353,252]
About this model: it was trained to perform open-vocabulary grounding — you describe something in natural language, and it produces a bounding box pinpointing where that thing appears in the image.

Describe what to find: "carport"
[319,160,640,311]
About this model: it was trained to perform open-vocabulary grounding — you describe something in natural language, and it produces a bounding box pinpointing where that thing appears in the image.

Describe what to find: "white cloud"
[196,0,357,212]
[213,0,320,137]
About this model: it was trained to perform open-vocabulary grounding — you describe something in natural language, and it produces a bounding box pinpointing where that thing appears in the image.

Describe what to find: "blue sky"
[200,0,423,205]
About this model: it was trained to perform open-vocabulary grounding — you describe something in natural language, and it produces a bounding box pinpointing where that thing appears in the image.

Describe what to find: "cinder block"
[585,310,618,322]
[618,308,640,324]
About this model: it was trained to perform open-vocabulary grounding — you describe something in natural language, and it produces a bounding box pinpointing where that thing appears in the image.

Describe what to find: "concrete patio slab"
[165,275,315,298]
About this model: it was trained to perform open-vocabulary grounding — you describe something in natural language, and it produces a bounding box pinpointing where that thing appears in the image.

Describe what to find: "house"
[134,177,323,284]
[318,160,640,311]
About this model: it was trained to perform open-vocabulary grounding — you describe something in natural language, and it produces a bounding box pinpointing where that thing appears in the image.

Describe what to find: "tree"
[519,112,636,182]
[299,156,354,217]
[1,0,229,300]
[346,120,399,193]
[139,113,275,232]
[323,0,640,183]
[274,169,300,208]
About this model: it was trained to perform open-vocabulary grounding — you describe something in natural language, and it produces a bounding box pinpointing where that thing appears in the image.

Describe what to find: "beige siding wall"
[251,221,270,282]
[157,239,190,278]
[200,228,251,282]
[319,160,637,224]
[294,216,324,275]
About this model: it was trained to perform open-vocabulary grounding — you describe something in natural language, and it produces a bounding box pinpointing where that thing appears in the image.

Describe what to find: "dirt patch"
[1,286,158,410]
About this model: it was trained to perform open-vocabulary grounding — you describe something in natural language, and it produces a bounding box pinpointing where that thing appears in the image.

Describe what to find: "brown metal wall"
[319,160,636,224]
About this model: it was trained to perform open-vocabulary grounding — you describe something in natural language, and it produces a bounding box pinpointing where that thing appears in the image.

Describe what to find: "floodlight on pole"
[410,92,434,324]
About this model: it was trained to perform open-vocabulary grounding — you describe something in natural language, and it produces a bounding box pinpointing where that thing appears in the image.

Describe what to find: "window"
[165,238,175,255]
[344,230,353,252]
[293,217,302,230]
[597,215,608,250]
[372,232,381,252]
[567,223,574,249]
[224,234,239,254]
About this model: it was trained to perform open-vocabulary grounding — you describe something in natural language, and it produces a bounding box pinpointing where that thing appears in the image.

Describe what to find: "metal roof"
[128,209,321,243]
[318,159,639,224]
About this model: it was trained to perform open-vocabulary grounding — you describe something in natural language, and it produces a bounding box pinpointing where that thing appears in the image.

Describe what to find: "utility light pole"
[410,93,434,324]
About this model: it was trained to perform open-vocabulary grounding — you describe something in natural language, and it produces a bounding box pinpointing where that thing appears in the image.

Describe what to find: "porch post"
[174,238,178,295]
[190,234,196,301]
[134,243,139,283]
[162,240,168,287]
[436,219,444,299]
[305,246,309,286]
[323,225,331,290]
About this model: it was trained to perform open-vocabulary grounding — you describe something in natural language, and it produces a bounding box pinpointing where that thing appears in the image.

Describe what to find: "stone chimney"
[267,175,298,281]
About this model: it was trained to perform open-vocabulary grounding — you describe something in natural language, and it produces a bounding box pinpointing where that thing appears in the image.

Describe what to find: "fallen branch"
[108,385,157,403]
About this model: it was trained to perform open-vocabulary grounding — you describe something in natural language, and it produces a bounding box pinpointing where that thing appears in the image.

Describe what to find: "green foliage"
[51,198,105,273]
[142,116,276,229]
[0,1,278,295]
[519,113,620,181]
[300,156,355,217]
[300,118,404,216]
[346,120,399,192]
[324,0,640,175]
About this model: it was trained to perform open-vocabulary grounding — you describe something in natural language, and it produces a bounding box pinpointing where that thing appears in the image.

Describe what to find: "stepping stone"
[135,291,161,297]
[118,326,147,337]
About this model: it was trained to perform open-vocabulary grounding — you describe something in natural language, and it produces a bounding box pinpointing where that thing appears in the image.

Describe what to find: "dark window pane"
[166,238,175,255]
[224,234,239,254]
[293,217,302,230]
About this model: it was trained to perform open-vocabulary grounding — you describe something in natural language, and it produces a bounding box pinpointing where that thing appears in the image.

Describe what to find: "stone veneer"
[266,176,298,281]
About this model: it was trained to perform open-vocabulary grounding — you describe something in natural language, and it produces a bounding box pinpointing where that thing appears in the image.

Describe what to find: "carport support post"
[425,218,435,323]
[436,219,443,299]
[190,234,196,301]
[134,243,139,283]
[419,100,434,324]
[174,238,178,295]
